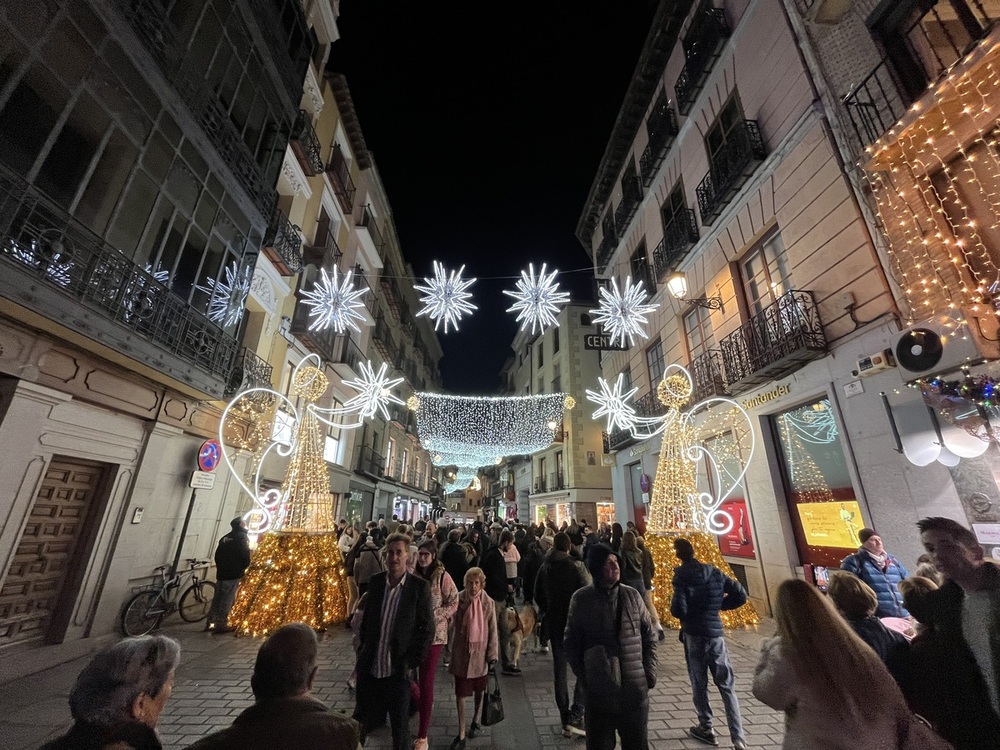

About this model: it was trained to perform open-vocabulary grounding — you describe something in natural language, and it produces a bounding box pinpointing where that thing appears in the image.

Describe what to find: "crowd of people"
[39,514,1000,750]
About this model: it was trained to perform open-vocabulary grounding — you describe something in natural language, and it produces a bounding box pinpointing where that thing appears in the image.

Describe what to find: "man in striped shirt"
[354,532,434,750]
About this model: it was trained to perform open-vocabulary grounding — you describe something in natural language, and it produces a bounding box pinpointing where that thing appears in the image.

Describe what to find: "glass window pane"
[0,61,69,176]
[166,159,200,216]
[75,128,138,235]
[106,171,159,259]
[42,18,94,88]
[36,91,110,208]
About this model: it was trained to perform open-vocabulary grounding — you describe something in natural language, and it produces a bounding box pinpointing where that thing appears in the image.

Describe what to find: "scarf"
[464,590,487,646]
[865,548,888,570]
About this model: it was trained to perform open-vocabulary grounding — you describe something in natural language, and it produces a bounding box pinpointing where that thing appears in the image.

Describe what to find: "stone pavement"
[0,619,785,750]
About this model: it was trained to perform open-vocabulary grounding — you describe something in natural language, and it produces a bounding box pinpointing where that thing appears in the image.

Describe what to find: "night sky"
[328,2,658,394]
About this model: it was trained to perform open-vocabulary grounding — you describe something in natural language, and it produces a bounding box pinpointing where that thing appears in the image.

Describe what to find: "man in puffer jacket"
[564,543,657,750]
[671,537,748,750]
[840,528,909,617]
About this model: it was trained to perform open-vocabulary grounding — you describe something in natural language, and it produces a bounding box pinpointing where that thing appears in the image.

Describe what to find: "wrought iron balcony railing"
[675,7,731,115]
[843,0,997,152]
[262,206,302,276]
[243,0,314,108]
[696,120,767,226]
[653,208,700,281]
[603,389,668,452]
[356,445,384,477]
[289,109,324,176]
[614,174,644,235]
[302,226,342,271]
[381,272,406,322]
[0,164,240,395]
[332,335,363,373]
[631,263,656,293]
[690,349,728,402]
[351,264,377,314]
[640,100,680,185]
[719,290,827,393]
[290,293,338,360]
[326,144,356,213]
[226,347,273,396]
[595,231,618,274]
[373,313,400,366]
[357,205,384,252]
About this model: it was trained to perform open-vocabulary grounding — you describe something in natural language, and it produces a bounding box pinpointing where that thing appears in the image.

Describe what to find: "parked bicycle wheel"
[121,590,164,636]
[178,580,216,623]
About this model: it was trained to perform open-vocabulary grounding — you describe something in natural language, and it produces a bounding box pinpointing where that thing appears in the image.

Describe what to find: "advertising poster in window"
[796,500,864,549]
[718,499,755,558]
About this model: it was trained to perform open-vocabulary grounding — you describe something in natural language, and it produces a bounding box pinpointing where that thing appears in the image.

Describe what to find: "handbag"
[582,589,625,713]
[481,670,505,726]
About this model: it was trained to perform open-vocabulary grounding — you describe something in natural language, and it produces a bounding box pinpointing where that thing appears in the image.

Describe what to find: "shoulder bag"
[481,669,505,726]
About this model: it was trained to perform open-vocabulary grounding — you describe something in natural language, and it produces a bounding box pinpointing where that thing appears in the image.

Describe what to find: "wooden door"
[0,458,107,646]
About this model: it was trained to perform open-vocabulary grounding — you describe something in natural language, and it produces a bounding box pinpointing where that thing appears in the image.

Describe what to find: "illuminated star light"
[590,276,659,347]
[585,374,639,433]
[301,266,369,334]
[342,360,405,420]
[414,260,477,333]
[503,262,570,334]
[196,261,250,327]
[8,240,74,287]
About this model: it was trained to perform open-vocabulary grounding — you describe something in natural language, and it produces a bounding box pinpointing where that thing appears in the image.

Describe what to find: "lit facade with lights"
[500,303,613,527]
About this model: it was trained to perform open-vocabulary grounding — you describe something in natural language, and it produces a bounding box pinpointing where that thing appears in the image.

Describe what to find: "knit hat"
[859,528,878,544]
[586,543,619,585]
[231,517,244,529]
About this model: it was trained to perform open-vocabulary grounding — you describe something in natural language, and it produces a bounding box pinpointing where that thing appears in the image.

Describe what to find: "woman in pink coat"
[448,566,498,750]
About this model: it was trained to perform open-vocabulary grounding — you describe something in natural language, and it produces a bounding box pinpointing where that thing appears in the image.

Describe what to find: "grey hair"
[69,635,180,726]
[251,622,318,700]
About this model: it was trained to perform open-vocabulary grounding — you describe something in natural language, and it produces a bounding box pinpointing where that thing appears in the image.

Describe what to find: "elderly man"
[840,527,908,618]
[206,518,251,634]
[564,543,657,750]
[188,623,360,749]
[354,532,434,750]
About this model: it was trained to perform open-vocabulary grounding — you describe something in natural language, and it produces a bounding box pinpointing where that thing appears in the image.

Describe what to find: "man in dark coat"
[480,530,517,674]
[188,623,360,749]
[354,533,433,750]
[207,518,251,633]
[564,543,657,750]
[535,532,590,737]
[671,537,748,750]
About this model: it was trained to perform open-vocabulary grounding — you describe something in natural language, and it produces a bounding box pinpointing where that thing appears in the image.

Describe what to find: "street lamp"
[666,271,724,311]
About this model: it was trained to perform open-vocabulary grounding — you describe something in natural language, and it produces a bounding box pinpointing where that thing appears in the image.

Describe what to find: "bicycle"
[120,558,217,636]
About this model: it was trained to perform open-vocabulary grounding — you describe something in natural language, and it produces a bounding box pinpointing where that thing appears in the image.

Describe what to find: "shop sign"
[629,444,651,457]
[717,499,755,559]
[583,334,629,351]
[796,500,864,549]
[742,384,791,411]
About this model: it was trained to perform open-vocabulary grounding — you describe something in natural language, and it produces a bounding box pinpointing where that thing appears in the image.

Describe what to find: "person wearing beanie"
[840,528,909,618]
[564,543,657,749]
[206,518,251,634]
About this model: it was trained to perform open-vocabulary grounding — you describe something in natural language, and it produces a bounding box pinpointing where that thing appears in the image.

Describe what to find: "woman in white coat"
[752,579,952,750]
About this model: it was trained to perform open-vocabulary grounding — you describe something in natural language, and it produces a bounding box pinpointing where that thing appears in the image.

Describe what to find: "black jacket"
[480,545,508,602]
[440,540,470,592]
[357,572,434,675]
[40,721,161,750]
[535,549,589,640]
[214,528,251,580]
[670,558,747,638]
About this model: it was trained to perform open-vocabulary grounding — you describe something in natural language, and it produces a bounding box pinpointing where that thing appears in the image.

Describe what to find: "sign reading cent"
[198,439,222,472]
[583,334,629,351]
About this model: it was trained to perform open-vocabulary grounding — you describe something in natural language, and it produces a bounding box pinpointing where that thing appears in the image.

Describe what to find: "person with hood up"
[670,537,748,749]
[206,518,251,634]
[564,543,657,750]
[353,536,383,597]
[840,528,909,618]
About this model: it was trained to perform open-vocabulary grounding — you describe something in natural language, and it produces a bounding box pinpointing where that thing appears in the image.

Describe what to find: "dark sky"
[328,2,657,394]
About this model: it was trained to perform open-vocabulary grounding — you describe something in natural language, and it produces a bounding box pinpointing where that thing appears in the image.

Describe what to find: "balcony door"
[630,243,652,291]
[705,95,746,168]
[741,231,790,315]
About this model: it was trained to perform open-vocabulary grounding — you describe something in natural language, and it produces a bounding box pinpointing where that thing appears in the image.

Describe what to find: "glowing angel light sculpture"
[414,260,477,333]
[586,363,759,629]
[503,262,570,334]
[589,276,659,347]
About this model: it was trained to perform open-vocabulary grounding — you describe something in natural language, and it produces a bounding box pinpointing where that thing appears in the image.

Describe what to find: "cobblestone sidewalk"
[0,620,784,750]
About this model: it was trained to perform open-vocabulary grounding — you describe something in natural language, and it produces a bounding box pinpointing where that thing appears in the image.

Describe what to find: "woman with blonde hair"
[826,571,908,674]
[753,579,952,749]
[448,566,499,750]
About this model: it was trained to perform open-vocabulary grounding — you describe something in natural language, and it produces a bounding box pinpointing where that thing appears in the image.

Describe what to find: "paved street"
[0,617,784,750]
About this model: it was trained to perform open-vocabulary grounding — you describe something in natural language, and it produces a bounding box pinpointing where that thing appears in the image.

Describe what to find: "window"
[537,341,544,368]
[620,367,633,392]
[705,94,745,165]
[537,376,544,394]
[661,181,687,234]
[630,243,652,289]
[741,230,790,315]
[553,326,560,354]
[555,452,564,488]
[323,399,343,464]
[538,457,547,491]
[551,362,561,393]
[646,339,665,387]
[386,438,396,476]
[581,313,593,327]
[683,305,716,360]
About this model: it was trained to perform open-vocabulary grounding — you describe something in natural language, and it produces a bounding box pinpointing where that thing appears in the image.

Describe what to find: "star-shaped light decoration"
[342,360,405,420]
[414,261,477,333]
[196,261,250,327]
[300,266,368,334]
[8,239,74,288]
[503,262,571,334]
[585,373,639,434]
[590,276,659,347]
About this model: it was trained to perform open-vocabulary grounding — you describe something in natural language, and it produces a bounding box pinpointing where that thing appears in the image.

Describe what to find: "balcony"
[653,208,700,281]
[631,262,656,293]
[613,174,643,236]
[0,165,239,397]
[326,144,356,214]
[290,295,338,361]
[373,313,400,366]
[696,120,767,226]
[262,206,302,276]
[226,348,274,397]
[548,473,565,491]
[242,0,314,108]
[690,349,728,402]
[602,389,669,452]
[351,264,377,315]
[289,109,324,176]
[595,231,618,274]
[843,0,998,151]
[302,226,342,272]
[719,290,827,393]
[381,272,406,322]
[640,99,680,185]
[356,445,384,477]
[357,205,384,253]
[675,7,731,115]
[330,335,363,379]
